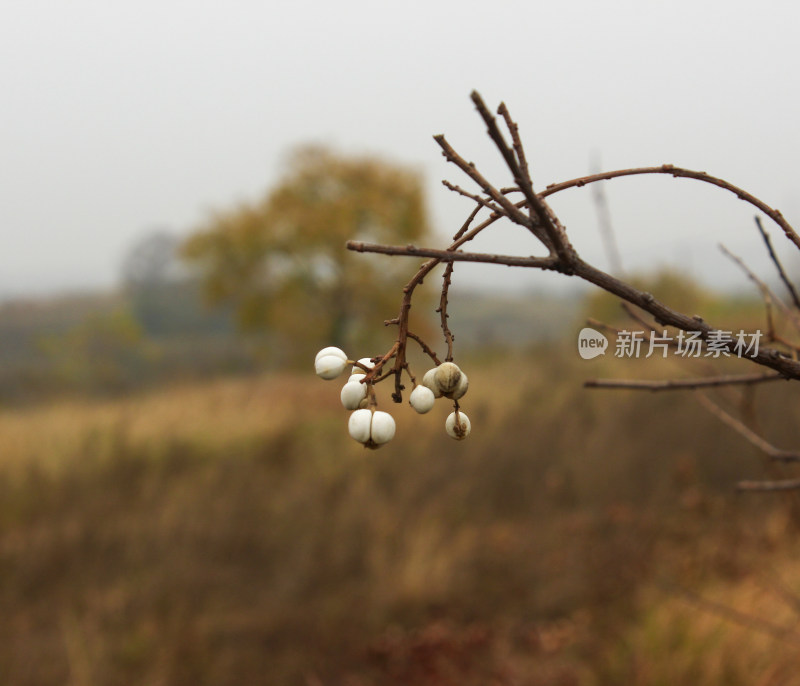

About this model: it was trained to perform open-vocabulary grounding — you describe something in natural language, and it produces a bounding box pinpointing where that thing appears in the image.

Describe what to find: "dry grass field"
[1,349,799,684]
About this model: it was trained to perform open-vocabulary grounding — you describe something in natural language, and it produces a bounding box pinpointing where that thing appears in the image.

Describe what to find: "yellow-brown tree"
[182,146,433,364]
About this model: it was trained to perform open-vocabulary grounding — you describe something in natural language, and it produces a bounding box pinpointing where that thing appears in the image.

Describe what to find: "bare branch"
[590,153,624,274]
[497,101,532,187]
[469,91,576,265]
[433,133,546,243]
[451,203,485,242]
[719,243,800,337]
[738,479,800,492]
[585,373,785,392]
[346,241,560,270]
[620,302,670,338]
[571,256,800,380]
[755,216,800,310]
[345,91,800,418]
[541,164,800,253]
[406,330,441,366]
[695,393,800,462]
[437,262,456,360]
[350,230,800,381]
[441,180,504,214]
[585,318,624,337]
[451,204,507,245]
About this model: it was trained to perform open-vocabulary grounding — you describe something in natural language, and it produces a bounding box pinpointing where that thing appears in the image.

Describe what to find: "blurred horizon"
[4,1,800,299]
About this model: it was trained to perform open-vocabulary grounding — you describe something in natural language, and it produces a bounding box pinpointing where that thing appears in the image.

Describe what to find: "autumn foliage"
[182,146,432,363]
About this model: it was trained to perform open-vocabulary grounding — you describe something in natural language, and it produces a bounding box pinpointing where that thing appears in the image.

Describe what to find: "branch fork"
[345,90,800,491]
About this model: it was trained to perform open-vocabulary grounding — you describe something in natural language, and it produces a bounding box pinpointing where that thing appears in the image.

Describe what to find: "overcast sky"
[3,1,800,298]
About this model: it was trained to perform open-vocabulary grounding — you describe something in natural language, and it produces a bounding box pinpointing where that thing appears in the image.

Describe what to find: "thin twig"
[720,243,783,311]
[620,302,672,339]
[346,91,800,405]
[406,331,441,366]
[719,243,800,337]
[718,242,791,347]
[738,479,800,492]
[497,101,532,187]
[433,133,544,243]
[764,287,777,342]
[451,204,486,244]
[497,101,542,230]
[695,393,800,462]
[351,226,800,383]
[572,257,800,379]
[469,91,575,264]
[374,192,520,401]
[370,177,535,402]
[346,242,561,270]
[441,180,504,214]
[541,164,800,252]
[438,262,456,360]
[585,318,624,336]
[452,202,508,244]
[590,153,624,274]
[585,373,785,392]
[755,216,800,310]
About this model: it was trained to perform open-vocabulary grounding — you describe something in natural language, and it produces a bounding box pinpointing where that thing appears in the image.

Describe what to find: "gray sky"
[3,0,800,298]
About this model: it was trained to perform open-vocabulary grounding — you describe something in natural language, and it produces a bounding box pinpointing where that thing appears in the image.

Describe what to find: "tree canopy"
[182,146,432,363]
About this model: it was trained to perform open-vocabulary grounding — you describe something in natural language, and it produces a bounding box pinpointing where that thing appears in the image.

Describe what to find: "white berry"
[370,411,396,445]
[409,385,436,414]
[315,354,348,380]
[444,371,468,400]
[348,409,373,443]
[421,368,443,398]
[347,408,396,448]
[434,362,462,395]
[341,380,368,410]
[445,411,471,440]
[315,346,347,364]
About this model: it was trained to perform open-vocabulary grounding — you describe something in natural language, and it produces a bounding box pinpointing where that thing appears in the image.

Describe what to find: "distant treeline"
[0,276,583,404]
[0,279,251,403]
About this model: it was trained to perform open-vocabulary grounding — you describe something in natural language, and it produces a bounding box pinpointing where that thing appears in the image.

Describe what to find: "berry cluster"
[315,346,471,448]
